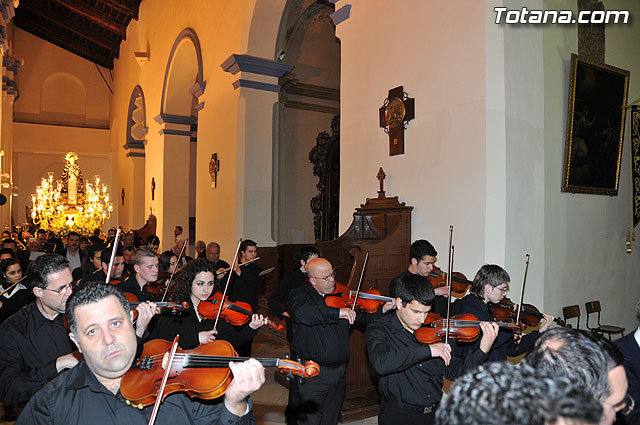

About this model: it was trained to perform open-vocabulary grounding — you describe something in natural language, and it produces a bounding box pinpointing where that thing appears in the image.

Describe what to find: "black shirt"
[150,301,258,350]
[365,312,487,407]
[117,274,159,302]
[452,293,539,361]
[0,302,76,406]
[389,270,449,316]
[288,283,381,366]
[0,285,34,324]
[228,263,265,312]
[268,268,306,320]
[17,360,256,425]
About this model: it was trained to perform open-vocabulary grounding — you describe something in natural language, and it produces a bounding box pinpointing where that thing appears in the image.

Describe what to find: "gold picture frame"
[562,53,629,195]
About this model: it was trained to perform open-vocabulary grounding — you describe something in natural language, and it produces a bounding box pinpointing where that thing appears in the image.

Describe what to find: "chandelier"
[31,152,113,236]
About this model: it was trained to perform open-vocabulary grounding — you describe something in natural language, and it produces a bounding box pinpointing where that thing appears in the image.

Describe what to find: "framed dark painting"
[562,53,629,195]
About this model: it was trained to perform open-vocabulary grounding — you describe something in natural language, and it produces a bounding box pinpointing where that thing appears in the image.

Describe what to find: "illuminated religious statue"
[31,152,113,236]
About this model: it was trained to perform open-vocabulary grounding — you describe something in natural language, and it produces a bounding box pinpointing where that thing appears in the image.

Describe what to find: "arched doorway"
[123,85,147,229]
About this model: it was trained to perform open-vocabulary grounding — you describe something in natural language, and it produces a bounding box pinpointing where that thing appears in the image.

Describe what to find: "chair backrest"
[584,300,602,329]
[562,304,581,329]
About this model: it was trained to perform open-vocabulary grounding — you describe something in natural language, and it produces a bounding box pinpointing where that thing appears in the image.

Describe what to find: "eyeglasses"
[606,394,635,415]
[494,286,509,293]
[42,282,73,295]
[311,269,336,281]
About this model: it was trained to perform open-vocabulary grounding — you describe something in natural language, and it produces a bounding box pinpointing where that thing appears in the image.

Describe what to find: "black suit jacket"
[615,331,640,424]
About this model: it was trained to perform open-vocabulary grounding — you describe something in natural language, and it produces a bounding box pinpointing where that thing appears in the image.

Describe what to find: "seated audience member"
[615,300,640,424]
[524,327,630,425]
[0,258,33,323]
[123,231,135,248]
[435,361,602,425]
[78,237,90,252]
[145,235,160,254]
[172,237,193,267]
[56,232,83,273]
[195,240,206,259]
[17,283,265,424]
[0,248,16,261]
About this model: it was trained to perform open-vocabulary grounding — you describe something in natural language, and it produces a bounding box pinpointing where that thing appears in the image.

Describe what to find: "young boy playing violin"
[366,272,498,425]
[17,282,265,424]
[451,264,554,362]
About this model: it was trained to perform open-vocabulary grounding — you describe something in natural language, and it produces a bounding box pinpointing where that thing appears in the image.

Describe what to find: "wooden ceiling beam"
[14,20,113,68]
[54,0,126,37]
[19,2,121,53]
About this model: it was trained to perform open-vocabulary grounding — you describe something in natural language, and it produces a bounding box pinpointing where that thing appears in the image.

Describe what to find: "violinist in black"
[366,273,498,425]
[151,259,268,350]
[288,258,395,425]
[452,264,554,362]
[117,247,160,302]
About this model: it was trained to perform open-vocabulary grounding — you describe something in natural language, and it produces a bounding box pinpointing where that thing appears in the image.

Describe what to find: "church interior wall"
[336,0,488,277]
[541,0,640,332]
[11,28,115,231]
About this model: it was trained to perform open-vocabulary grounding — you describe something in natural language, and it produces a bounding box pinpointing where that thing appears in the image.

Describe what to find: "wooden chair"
[585,300,625,340]
[562,305,581,329]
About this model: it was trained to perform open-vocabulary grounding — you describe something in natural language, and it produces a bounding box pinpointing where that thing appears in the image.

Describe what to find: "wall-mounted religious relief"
[379,86,414,156]
[309,115,340,240]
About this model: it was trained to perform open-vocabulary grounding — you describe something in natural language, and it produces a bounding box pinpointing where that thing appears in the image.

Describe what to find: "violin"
[197,292,284,333]
[489,297,565,328]
[123,292,189,322]
[414,313,524,344]
[427,266,472,298]
[120,339,320,407]
[145,272,173,296]
[325,284,393,313]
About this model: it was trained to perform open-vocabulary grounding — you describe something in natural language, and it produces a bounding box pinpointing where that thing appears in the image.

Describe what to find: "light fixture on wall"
[134,51,150,67]
[31,152,113,235]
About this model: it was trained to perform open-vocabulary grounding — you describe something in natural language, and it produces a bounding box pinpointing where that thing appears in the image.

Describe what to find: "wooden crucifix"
[376,167,386,198]
[379,86,415,156]
[151,177,155,201]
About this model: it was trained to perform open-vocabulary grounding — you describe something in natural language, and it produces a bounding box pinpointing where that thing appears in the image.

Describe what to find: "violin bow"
[0,275,27,297]
[445,225,454,345]
[216,257,261,276]
[160,238,188,303]
[147,335,180,425]
[105,229,121,284]
[515,254,530,326]
[350,251,369,312]
[213,239,243,333]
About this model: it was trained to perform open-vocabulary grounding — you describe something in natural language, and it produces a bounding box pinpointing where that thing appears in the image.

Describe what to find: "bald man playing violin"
[18,283,265,425]
[288,257,394,425]
[366,272,498,425]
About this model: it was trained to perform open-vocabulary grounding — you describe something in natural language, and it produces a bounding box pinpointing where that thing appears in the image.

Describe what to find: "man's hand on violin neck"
[225,358,266,417]
[434,285,450,297]
[339,308,356,324]
[134,302,160,338]
[429,342,452,366]
[199,329,218,344]
[539,313,554,332]
[478,322,499,354]
[382,300,396,313]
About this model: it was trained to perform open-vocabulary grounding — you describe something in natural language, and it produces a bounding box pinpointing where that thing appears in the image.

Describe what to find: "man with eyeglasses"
[287,257,395,425]
[0,254,81,411]
[388,240,450,316]
[615,300,640,424]
[451,264,554,362]
[525,327,631,425]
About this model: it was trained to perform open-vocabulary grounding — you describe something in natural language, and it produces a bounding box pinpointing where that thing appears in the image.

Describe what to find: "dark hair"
[0,248,16,259]
[172,259,217,303]
[394,273,435,307]
[36,229,47,236]
[66,283,129,335]
[159,250,177,274]
[1,231,10,237]
[435,361,602,425]
[240,239,257,252]
[145,235,160,245]
[636,299,640,325]
[409,240,437,262]
[1,258,21,283]
[67,232,80,239]
[79,243,104,275]
[1,238,16,247]
[133,246,157,266]
[175,225,183,232]
[294,246,320,268]
[123,245,135,254]
[469,264,510,297]
[26,254,70,290]
[79,236,89,244]
[524,327,624,402]
[101,245,124,265]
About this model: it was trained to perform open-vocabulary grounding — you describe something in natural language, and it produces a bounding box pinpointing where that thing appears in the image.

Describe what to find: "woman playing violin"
[150,259,268,350]
[158,250,178,275]
[452,264,554,362]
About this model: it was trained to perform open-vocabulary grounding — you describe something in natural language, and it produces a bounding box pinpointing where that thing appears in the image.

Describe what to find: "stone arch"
[125,85,147,151]
[160,28,204,116]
